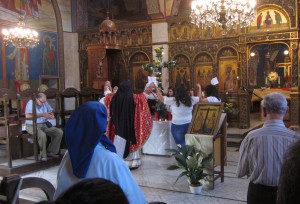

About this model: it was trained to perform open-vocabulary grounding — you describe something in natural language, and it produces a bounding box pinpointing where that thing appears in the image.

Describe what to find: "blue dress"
[54,143,147,204]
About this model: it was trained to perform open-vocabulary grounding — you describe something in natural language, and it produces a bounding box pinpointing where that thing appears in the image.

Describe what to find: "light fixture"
[250,52,255,57]
[190,0,257,31]
[1,0,39,48]
[283,50,289,55]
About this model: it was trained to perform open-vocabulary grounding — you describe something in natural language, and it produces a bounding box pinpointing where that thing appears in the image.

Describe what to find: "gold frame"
[218,58,238,91]
[188,102,224,135]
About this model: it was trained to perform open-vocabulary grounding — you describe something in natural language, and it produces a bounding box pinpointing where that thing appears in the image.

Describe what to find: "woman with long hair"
[156,83,201,146]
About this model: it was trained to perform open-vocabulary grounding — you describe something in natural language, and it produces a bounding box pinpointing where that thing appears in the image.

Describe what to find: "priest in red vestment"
[104,80,154,168]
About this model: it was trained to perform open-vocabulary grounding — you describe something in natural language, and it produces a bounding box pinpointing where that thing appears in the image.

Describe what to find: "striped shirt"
[236,119,300,186]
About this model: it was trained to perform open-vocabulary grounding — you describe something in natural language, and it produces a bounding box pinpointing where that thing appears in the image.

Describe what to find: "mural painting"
[0,32,58,91]
[249,8,289,32]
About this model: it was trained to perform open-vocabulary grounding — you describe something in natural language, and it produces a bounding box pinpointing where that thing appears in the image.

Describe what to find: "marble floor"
[18,146,249,204]
[8,113,265,203]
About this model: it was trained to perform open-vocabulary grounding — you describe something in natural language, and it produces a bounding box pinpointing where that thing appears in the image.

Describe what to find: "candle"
[278,77,280,84]
[265,77,267,85]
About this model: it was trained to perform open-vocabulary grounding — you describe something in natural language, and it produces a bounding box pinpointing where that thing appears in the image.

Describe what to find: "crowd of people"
[26,79,300,204]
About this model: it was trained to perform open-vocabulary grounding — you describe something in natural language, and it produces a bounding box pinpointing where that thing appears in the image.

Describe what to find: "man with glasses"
[25,93,63,161]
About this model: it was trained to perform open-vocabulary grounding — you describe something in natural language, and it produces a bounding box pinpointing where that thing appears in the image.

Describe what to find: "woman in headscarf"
[104,80,153,169]
[54,102,147,204]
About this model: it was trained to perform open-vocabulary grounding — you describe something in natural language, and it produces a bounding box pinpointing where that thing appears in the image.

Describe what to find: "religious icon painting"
[219,59,238,91]
[195,65,213,89]
[248,7,289,32]
[173,67,190,89]
[188,102,224,135]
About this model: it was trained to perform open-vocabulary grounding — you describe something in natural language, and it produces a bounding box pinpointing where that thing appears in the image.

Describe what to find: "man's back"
[237,119,299,186]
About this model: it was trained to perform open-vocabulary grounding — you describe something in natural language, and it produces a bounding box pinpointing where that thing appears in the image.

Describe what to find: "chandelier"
[2,1,39,48]
[190,0,257,31]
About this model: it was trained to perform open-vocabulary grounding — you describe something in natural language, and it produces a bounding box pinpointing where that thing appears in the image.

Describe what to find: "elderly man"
[25,93,63,161]
[236,92,300,204]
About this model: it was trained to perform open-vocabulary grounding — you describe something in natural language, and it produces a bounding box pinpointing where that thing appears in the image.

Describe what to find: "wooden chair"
[79,86,98,105]
[0,88,16,115]
[60,87,79,127]
[43,88,60,127]
[18,89,39,162]
[0,90,20,168]
[38,84,49,93]
[0,174,55,204]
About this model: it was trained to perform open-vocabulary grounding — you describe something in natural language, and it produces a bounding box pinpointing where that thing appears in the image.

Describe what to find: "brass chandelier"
[1,0,39,48]
[190,0,257,31]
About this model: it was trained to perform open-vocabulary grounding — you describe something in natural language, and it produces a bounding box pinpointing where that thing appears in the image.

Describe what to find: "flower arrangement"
[154,46,164,61]
[223,102,234,114]
[223,102,239,121]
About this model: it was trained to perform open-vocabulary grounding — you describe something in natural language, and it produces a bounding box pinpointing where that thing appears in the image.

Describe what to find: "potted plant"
[166,145,213,194]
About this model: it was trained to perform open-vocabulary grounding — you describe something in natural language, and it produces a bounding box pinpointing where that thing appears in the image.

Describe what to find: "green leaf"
[175,171,188,183]
[201,153,213,166]
[175,155,187,167]
[167,165,180,170]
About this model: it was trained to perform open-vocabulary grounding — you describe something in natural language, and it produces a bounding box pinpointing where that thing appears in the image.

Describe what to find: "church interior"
[0,0,299,203]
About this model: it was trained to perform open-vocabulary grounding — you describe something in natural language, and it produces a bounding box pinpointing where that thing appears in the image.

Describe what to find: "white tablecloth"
[142,121,177,156]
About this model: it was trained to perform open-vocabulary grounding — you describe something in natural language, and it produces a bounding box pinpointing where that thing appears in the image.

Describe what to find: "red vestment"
[104,93,153,153]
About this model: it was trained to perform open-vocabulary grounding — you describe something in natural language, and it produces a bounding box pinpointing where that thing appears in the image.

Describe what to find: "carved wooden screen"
[87,46,107,89]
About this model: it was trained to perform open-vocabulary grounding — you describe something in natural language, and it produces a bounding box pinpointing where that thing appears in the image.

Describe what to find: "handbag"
[45,121,53,128]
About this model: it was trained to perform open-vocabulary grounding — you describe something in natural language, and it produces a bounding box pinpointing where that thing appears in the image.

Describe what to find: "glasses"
[37,99,46,105]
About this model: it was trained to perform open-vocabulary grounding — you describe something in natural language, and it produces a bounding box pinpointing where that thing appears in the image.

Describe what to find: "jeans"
[171,123,190,147]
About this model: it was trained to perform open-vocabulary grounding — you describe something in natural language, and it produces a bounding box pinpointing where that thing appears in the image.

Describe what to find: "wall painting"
[249,8,289,32]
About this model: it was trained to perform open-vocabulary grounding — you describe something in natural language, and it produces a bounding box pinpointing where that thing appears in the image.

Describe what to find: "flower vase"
[189,184,202,194]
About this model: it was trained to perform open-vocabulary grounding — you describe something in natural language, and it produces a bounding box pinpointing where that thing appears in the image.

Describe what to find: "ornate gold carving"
[245,32,292,43]
[290,32,298,38]
[291,41,298,50]
[219,48,237,57]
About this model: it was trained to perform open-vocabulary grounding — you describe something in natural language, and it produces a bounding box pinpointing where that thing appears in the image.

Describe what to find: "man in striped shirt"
[236,92,300,204]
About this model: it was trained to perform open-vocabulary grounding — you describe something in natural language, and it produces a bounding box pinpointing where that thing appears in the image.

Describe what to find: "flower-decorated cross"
[142,46,177,89]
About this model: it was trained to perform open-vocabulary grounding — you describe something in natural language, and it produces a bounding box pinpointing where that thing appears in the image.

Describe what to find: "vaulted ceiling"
[87,0,191,27]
